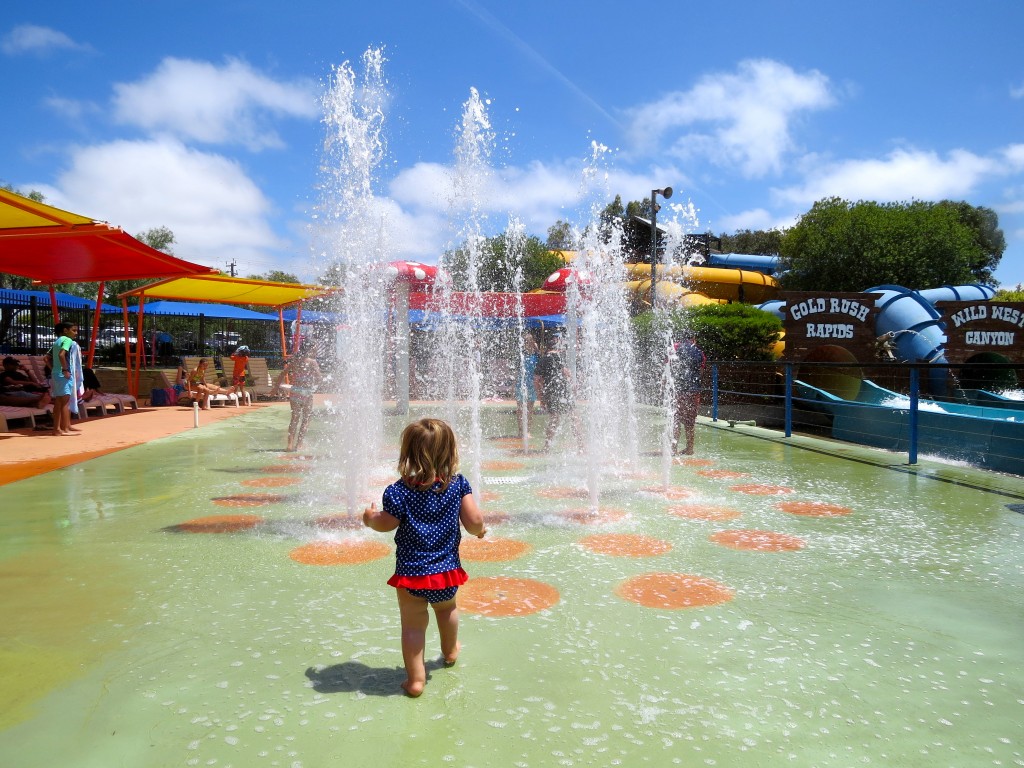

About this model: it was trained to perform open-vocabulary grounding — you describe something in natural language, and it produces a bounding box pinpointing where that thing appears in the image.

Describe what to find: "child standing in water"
[363,418,487,697]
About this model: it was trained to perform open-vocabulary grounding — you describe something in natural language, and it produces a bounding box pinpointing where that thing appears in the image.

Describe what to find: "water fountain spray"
[315,48,390,512]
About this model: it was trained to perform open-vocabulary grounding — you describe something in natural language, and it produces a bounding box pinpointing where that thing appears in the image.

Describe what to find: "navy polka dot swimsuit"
[384,474,472,602]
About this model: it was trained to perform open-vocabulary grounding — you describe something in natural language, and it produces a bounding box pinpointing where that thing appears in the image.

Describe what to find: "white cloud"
[1004,144,1024,170]
[1011,81,1024,99]
[43,96,101,124]
[714,207,782,234]
[42,138,287,270]
[112,57,320,150]
[1,24,89,56]
[624,59,835,177]
[773,148,998,206]
[380,156,707,263]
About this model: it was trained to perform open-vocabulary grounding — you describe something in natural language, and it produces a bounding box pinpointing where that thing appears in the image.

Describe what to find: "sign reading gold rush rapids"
[937,301,1024,361]
[779,292,880,361]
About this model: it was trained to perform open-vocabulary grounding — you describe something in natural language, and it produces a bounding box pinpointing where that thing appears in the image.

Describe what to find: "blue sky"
[3,0,1024,288]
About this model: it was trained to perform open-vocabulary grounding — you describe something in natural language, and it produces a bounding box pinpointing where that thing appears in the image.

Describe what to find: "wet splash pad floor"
[1,406,1023,767]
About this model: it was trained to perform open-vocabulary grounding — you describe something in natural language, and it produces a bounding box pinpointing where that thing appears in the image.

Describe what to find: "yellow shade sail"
[120,273,331,308]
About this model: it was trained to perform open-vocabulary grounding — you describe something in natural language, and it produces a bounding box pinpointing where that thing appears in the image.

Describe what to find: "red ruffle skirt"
[388,567,468,590]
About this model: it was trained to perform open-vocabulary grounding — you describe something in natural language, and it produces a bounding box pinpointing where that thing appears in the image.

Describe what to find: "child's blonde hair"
[398,418,459,491]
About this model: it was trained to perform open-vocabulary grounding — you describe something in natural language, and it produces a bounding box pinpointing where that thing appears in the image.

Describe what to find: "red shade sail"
[0,188,216,283]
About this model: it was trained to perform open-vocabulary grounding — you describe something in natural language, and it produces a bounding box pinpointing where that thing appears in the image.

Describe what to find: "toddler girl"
[363,418,486,697]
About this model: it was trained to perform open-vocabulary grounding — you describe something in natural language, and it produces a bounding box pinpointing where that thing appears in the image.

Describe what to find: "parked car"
[14,326,57,348]
[96,328,141,346]
[95,328,151,355]
[205,331,243,352]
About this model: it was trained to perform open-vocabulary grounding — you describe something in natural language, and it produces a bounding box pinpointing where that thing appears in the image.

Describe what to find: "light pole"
[649,186,673,308]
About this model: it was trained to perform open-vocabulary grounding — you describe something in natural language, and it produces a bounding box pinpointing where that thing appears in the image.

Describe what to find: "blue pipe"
[708,253,781,275]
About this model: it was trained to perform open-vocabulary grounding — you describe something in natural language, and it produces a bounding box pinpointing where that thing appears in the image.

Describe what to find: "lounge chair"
[246,357,277,400]
[181,357,245,407]
[0,404,48,431]
[92,368,141,411]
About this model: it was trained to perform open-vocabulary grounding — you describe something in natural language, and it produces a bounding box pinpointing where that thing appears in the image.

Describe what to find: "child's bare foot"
[443,641,461,667]
[401,679,424,697]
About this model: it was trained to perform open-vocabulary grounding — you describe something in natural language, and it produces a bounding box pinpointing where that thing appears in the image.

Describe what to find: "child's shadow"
[305,659,446,697]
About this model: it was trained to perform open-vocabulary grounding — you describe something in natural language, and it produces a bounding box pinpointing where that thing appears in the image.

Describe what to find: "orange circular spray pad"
[289,540,390,565]
[212,493,287,508]
[580,533,672,557]
[776,500,853,517]
[558,507,627,525]
[537,486,591,500]
[616,573,734,609]
[640,485,695,500]
[173,514,264,533]
[675,457,714,467]
[729,484,795,496]
[481,460,526,472]
[710,529,806,551]
[314,514,364,530]
[279,453,315,461]
[259,464,304,474]
[667,504,742,521]
[459,537,531,561]
[479,490,501,504]
[697,469,750,480]
[458,576,560,616]
[242,476,301,488]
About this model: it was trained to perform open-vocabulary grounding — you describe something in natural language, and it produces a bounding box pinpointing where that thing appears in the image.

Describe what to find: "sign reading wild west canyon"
[938,301,1024,362]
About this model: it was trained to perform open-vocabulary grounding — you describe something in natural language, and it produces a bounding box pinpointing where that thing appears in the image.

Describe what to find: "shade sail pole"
[122,298,132,395]
[278,308,287,360]
[48,285,60,323]
[87,281,104,369]
[133,298,146,396]
[292,307,303,354]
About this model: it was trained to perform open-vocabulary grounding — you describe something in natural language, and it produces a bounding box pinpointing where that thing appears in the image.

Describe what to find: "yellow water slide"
[624,280,727,308]
[624,263,780,305]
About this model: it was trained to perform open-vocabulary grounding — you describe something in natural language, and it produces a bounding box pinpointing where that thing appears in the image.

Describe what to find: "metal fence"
[704,360,1024,475]
[0,293,284,366]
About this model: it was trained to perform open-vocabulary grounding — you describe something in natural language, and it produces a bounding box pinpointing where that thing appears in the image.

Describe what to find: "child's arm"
[460,493,487,538]
[362,503,399,532]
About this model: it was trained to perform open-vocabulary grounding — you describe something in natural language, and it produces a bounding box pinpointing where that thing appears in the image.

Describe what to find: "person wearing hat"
[229,345,251,404]
[0,356,51,408]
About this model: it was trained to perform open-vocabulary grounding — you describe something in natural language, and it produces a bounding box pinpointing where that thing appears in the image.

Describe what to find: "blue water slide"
[708,253,781,275]
[916,284,996,304]
[866,284,947,368]
[754,299,785,319]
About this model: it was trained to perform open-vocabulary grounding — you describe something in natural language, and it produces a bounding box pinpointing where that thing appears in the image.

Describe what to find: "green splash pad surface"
[1,406,1022,767]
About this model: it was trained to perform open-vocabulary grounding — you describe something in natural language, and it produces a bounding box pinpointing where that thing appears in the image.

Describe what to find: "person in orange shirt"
[229,345,251,404]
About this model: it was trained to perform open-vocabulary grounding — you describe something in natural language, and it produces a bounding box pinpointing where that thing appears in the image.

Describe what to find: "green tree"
[994,284,1024,301]
[936,201,1005,282]
[779,197,991,291]
[248,270,301,284]
[442,233,563,292]
[546,220,573,250]
[718,229,784,255]
[633,304,782,362]
[631,304,782,400]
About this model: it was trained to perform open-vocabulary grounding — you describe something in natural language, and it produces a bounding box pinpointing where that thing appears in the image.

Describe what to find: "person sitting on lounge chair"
[186,358,234,410]
[0,356,51,408]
